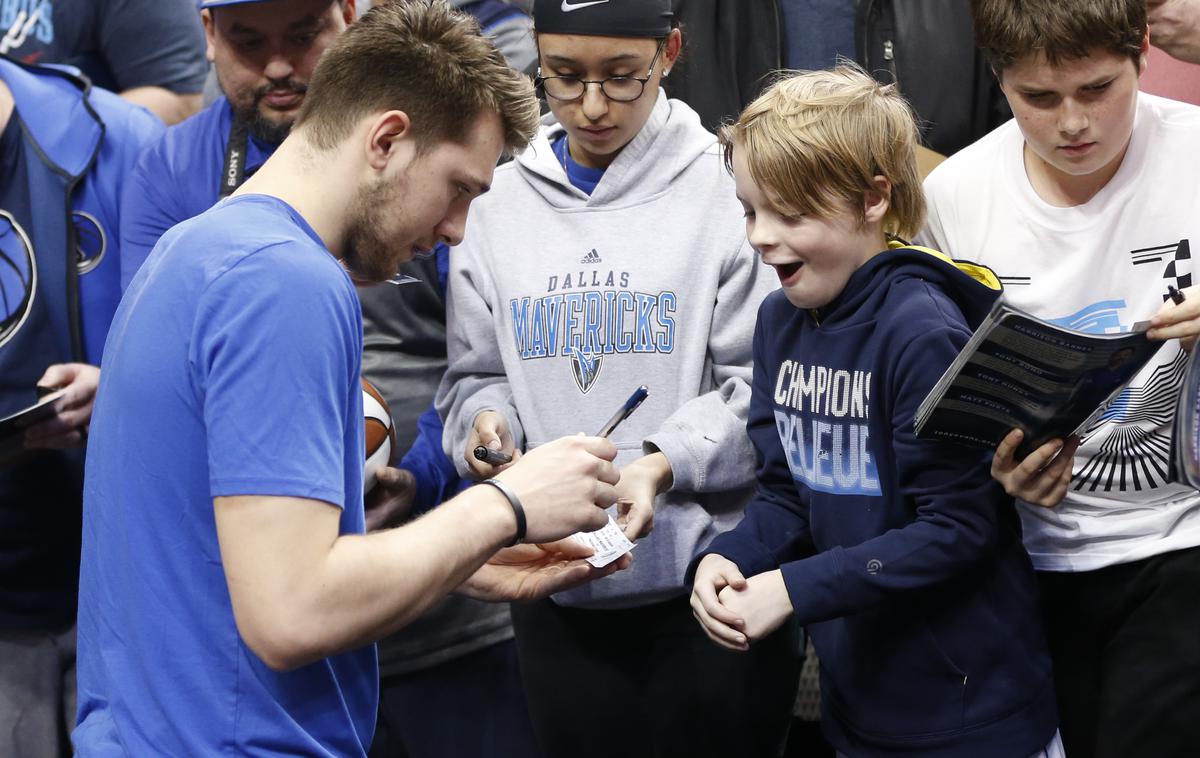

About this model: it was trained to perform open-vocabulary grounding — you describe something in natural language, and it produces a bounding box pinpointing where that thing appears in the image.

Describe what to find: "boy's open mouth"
[774,261,804,280]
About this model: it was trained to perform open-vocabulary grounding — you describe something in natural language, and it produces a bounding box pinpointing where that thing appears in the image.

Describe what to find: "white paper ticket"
[571,515,634,568]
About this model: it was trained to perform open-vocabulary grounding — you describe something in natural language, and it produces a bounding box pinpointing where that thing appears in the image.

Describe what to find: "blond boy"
[689,66,1061,758]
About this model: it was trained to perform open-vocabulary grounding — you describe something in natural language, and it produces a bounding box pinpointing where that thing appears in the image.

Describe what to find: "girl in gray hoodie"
[437,1,800,755]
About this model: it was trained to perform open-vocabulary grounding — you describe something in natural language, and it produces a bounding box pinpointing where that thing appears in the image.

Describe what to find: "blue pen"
[596,385,650,438]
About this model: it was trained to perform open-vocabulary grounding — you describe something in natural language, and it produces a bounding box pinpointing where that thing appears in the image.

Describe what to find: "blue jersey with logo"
[0,56,162,631]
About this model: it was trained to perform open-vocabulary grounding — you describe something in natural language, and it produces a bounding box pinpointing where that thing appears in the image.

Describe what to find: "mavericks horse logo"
[566,346,603,394]
[73,211,107,274]
[0,210,35,350]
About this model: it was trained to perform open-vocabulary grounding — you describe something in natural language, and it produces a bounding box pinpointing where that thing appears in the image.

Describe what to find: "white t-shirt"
[919,93,1200,572]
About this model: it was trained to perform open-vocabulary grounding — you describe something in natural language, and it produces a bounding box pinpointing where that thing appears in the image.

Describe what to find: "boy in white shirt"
[919,1,1200,755]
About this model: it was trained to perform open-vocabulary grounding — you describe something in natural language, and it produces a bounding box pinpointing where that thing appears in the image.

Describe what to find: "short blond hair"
[720,64,925,239]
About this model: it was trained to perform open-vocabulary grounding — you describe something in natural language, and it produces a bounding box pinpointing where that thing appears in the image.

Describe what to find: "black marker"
[1169,285,1187,305]
[473,445,512,466]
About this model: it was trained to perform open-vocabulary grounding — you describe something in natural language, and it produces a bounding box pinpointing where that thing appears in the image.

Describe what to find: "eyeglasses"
[535,38,669,104]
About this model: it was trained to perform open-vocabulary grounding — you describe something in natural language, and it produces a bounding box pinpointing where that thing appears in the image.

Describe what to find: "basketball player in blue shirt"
[75,5,627,755]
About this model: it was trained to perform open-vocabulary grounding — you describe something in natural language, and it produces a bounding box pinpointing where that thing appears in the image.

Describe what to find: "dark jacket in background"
[856,0,1010,155]
[665,0,1010,155]
[664,0,782,132]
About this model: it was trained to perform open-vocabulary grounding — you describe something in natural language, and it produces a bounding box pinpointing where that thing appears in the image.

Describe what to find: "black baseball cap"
[533,0,673,37]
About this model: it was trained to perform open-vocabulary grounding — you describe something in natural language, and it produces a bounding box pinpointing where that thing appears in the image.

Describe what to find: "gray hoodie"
[438,92,777,608]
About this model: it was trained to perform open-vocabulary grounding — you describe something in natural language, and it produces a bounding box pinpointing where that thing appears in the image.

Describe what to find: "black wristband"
[481,478,526,547]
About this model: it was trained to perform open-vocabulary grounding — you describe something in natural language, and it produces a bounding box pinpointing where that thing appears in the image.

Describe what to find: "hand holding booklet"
[1170,345,1200,490]
[914,299,1159,459]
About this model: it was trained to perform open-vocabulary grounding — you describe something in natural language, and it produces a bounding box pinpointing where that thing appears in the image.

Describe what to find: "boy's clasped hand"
[690,555,793,652]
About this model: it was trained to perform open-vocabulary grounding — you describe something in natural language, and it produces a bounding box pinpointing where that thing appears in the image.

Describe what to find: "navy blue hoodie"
[693,248,1057,757]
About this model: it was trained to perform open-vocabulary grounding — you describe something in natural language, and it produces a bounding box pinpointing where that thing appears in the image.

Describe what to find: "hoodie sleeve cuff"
[644,427,700,492]
[779,548,847,627]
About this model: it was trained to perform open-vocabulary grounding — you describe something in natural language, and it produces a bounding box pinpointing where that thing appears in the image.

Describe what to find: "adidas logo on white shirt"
[580,248,602,264]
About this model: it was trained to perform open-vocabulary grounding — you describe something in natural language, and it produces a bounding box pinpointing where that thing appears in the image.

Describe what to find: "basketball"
[362,377,395,493]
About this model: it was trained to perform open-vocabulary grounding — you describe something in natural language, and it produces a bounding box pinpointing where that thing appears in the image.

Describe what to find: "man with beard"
[121,0,537,279]
[118,2,549,756]
[75,3,629,756]
[119,0,357,283]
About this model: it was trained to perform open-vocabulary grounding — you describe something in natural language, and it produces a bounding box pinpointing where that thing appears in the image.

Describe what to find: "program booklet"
[914,299,1159,459]
[0,389,65,467]
[1170,345,1200,490]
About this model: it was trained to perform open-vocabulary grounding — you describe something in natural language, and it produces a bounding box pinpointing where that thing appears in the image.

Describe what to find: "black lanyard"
[219,119,249,198]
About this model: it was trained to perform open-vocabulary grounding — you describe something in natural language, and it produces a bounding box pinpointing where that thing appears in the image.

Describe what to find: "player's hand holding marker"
[462,434,633,601]
[490,434,620,543]
[466,388,649,570]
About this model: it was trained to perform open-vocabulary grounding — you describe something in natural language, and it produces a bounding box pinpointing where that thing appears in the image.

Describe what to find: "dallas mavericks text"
[509,270,676,359]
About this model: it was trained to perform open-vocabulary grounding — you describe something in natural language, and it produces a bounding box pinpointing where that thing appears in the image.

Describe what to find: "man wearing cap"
[119,0,358,284]
[121,0,540,282]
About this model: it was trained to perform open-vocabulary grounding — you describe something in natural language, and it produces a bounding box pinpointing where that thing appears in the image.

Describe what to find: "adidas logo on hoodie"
[580,248,602,264]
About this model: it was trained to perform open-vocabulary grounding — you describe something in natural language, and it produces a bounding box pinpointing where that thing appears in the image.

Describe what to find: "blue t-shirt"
[552,134,606,195]
[120,97,276,291]
[75,194,376,756]
[2,0,208,94]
